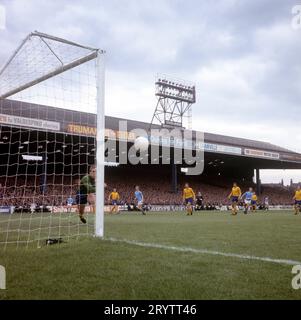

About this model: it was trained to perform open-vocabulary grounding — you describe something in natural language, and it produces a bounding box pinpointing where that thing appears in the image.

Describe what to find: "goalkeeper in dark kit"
[76,165,96,224]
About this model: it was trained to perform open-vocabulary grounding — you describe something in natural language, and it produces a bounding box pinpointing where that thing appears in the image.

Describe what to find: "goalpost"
[0,31,105,248]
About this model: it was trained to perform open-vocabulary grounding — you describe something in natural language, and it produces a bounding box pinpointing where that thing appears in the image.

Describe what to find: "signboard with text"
[0,113,60,131]
[244,148,280,160]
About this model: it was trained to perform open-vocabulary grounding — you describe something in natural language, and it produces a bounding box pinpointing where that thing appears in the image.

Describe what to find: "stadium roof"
[105,115,292,154]
[1,99,301,169]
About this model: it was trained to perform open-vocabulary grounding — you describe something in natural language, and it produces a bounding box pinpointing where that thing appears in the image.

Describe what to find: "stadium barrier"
[0,206,13,214]
[56,204,294,213]
[4,204,293,215]
[51,206,92,213]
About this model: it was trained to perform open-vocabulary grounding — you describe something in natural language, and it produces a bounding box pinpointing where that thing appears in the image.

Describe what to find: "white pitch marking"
[105,237,301,266]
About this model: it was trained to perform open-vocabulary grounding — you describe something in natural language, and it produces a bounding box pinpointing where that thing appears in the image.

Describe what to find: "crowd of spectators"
[0,175,297,210]
[0,177,78,209]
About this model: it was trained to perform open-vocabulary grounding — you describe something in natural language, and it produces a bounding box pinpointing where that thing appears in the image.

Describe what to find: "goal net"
[0,31,105,249]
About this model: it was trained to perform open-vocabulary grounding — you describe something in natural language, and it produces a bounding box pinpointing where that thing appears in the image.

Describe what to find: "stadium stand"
[0,172,294,210]
[0,99,300,212]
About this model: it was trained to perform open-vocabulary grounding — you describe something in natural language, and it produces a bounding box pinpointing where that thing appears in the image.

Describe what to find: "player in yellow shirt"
[183,183,196,216]
[251,193,258,212]
[293,186,301,215]
[108,188,120,214]
[228,182,242,215]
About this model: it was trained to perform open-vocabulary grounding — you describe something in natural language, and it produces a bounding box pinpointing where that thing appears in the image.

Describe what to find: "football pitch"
[1,210,301,300]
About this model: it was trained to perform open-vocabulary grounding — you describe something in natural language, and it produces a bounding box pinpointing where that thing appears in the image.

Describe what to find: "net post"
[95,49,105,238]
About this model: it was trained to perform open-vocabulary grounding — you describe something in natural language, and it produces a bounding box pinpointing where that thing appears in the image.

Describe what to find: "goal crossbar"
[0,51,98,99]
[0,31,105,99]
[0,31,106,244]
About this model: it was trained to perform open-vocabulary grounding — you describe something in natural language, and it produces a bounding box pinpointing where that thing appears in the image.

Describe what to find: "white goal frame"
[0,31,105,239]
[95,45,105,237]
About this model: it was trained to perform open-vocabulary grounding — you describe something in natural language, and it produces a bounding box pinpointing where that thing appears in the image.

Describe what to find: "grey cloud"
[0,0,300,154]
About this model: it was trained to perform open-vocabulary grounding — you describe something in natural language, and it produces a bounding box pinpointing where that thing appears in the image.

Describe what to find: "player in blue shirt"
[134,185,146,215]
[66,195,74,212]
[67,196,74,205]
[241,187,253,214]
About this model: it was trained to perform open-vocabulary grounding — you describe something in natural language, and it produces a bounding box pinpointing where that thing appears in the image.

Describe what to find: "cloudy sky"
[0,0,301,184]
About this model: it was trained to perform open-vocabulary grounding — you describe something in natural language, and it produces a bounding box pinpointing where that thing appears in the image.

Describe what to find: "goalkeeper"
[76,165,96,224]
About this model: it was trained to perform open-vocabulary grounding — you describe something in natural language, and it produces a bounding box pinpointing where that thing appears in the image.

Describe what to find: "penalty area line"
[104,237,301,266]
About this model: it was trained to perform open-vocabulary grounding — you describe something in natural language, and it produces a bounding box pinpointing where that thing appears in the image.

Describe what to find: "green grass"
[1,210,301,300]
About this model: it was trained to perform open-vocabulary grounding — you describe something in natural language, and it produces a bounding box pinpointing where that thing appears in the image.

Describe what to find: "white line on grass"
[105,237,301,266]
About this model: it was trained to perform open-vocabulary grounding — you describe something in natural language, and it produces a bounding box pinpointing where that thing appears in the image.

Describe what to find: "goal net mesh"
[0,32,101,249]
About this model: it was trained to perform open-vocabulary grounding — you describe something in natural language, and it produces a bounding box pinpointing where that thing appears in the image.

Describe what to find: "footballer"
[241,187,253,214]
[76,165,96,224]
[228,182,242,215]
[108,188,120,214]
[251,192,258,212]
[134,185,146,215]
[183,183,196,216]
[293,185,301,215]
